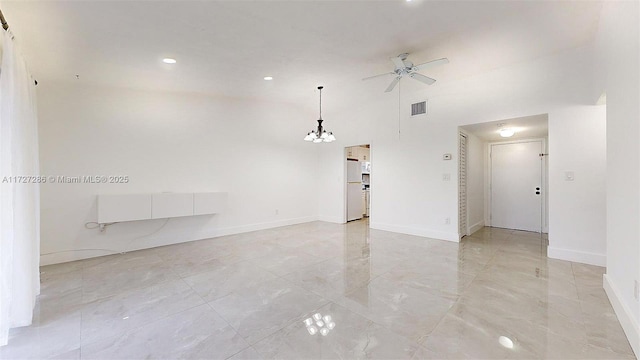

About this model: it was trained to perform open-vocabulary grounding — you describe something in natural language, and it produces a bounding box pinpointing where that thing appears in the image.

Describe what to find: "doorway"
[490,140,544,232]
[458,114,549,236]
[344,145,371,223]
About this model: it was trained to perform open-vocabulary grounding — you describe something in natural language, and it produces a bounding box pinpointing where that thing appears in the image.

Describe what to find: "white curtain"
[0,30,41,347]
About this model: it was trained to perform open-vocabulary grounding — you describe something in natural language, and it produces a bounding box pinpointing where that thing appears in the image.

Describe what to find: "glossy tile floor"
[0,220,636,359]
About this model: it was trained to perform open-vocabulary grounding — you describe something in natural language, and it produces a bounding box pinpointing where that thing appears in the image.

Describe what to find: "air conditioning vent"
[411,101,426,116]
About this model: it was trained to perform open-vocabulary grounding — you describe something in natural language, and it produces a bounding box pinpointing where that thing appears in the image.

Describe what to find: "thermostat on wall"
[443,153,452,160]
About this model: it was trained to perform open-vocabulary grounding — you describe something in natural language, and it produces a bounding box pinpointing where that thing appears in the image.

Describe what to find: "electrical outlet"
[445,217,450,225]
[443,173,451,181]
[275,209,279,215]
[634,280,639,301]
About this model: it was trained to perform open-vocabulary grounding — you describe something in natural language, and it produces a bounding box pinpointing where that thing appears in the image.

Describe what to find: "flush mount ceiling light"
[498,123,515,138]
[263,76,273,81]
[304,86,336,143]
[500,128,515,138]
[162,58,177,64]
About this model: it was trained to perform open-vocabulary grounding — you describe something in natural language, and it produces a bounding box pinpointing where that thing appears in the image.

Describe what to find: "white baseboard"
[467,220,485,236]
[547,246,606,267]
[317,215,344,224]
[369,222,459,242]
[40,215,318,266]
[215,216,318,237]
[603,274,639,358]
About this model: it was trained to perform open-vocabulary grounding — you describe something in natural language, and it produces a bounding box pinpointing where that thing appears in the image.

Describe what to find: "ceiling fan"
[362,53,449,92]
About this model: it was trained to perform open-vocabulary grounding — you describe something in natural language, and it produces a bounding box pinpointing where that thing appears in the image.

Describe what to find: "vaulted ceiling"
[1,1,602,103]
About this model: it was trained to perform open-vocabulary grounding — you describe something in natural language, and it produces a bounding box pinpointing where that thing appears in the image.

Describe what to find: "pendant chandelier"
[304,86,336,143]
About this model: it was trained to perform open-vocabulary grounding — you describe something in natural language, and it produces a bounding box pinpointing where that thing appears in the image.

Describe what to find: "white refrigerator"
[347,160,363,221]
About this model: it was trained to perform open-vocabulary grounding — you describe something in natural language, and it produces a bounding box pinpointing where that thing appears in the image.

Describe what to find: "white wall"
[318,44,599,245]
[37,82,320,265]
[547,106,606,266]
[593,0,640,356]
[461,131,485,235]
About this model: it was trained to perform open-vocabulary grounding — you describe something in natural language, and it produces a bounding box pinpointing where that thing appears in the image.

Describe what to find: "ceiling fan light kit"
[363,53,449,92]
[304,86,336,143]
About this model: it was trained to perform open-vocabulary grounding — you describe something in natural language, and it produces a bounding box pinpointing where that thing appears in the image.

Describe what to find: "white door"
[459,133,467,238]
[491,141,542,232]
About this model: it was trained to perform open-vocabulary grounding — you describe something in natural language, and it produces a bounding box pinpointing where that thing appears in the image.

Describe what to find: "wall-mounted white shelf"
[97,192,228,224]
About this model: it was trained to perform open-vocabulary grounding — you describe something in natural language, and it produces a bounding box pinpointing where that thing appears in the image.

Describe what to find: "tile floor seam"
[76,262,220,350]
[201,301,253,352]
[79,301,212,352]
[223,345,261,360]
[337,283,458,348]
[79,254,182,305]
[80,275,180,305]
[238,297,333,347]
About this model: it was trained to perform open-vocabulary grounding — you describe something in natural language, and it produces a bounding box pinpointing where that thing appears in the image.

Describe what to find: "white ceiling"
[0,1,603,103]
[461,114,549,142]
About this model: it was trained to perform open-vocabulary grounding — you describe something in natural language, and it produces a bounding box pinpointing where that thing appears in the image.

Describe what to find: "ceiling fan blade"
[414,58,449,71]
[390,56,406,70]
[362,72,394,81]
[410,72,436,85]
[385,77,401,92]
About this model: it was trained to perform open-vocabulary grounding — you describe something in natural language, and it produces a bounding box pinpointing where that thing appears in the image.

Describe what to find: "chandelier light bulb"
[303,86,335,144]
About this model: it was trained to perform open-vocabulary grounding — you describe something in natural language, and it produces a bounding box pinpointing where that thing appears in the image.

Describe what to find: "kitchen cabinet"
[360,147,370,161]
[347,147,357,159]
[346,146,370,161]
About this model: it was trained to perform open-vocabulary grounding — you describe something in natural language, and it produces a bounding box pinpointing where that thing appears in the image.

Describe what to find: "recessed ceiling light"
[264,76,273,81]
[499,336,514,349]
[162,58,177,64]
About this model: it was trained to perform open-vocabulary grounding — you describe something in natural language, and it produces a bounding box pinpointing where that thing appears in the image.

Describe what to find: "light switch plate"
[443,154,452,160]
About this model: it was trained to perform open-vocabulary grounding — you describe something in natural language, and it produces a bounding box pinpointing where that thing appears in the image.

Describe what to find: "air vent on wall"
[411,101,427,116]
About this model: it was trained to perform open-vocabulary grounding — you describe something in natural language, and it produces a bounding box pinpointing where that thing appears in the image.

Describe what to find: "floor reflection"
[1,220,634,360]
[343,219,371,305]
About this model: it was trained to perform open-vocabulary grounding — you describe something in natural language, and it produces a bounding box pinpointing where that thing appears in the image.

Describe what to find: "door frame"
[487,138,548,233]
